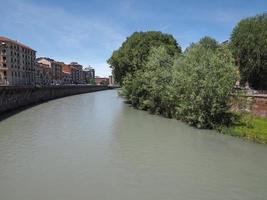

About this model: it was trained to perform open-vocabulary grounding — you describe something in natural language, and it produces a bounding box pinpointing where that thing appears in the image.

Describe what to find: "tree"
[86,77,96,84]
[100,80,109,85]
[173,42,237,128]
[230,13,267,89]
[184,36,219,53]
[199,36,219,50]
[120,46,176,117]
[107,31,182,84]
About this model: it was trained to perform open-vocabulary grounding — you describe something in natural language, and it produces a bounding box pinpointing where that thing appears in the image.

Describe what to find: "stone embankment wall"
[0,85,113,114]
[231,95,267,117]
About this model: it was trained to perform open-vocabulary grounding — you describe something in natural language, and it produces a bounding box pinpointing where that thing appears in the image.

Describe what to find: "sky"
[0,0,266,76]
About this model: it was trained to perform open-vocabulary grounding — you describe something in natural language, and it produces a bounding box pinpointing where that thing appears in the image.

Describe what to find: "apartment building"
[35,62,52,86]
[0,36,36,86]
[62,64,72,84]
[83,66,95,83]
[69,62,84,84]
[37,57,62,85]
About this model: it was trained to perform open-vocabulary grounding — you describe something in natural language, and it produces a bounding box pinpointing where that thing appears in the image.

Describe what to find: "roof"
[36,57,55,62]
[95,77,109,80]
[36,62,50,68]
[0,36,36,51]
[62,65,72,73]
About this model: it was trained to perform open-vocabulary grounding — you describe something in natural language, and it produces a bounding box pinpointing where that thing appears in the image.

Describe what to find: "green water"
[0,90,266,200]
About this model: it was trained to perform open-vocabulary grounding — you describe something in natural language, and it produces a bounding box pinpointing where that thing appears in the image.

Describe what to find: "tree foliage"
[172,43,237,128]
[108,31,182,84]
[230,13,267,89]
[120,46,176,117]
[120,38,237,128]
[198,36,219,50]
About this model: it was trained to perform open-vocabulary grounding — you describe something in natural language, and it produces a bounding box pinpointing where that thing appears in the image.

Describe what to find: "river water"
[0,90,266,200]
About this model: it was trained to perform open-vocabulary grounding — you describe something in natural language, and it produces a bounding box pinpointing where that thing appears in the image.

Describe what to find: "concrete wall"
[0,85,112,114]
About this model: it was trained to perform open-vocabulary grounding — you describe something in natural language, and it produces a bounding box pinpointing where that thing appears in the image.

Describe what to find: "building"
[69,62,83,84]
[109,75,115,86]
[83,66,95,84]
[95,77,109,85]
[0,36,36,86]
[35,62,52,86]
[37,57,62,85]
[62,64,72,84]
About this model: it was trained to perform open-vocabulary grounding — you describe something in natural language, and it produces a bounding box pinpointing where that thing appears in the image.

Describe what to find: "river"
[0,89,266,200]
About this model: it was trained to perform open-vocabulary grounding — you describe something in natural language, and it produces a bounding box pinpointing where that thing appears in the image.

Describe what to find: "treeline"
[108,13,267,129]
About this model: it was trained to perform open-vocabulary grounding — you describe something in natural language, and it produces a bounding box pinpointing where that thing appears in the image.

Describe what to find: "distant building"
[35,62,52,86]
[0,36,36,86]
[62,64,72,84]
[37,57,62,85]
[83,66,95,83]
[109,75,115,85]
[95,76,109,85]
[69,62,83,84]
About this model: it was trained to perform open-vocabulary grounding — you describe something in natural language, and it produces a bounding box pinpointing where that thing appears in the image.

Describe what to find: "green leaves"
[173,44,237,128]
[230,13,267,89]
[120,39,237,129]
[107,31,182,85]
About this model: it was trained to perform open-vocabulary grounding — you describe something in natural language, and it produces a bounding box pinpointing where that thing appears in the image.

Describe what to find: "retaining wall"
[0,85,113,114]
[231,95,267,117]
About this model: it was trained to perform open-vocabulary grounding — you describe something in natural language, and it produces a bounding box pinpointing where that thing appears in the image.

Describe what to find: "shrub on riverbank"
[120,38,237,128]
[172,43,237,128]
[120,46,176,117]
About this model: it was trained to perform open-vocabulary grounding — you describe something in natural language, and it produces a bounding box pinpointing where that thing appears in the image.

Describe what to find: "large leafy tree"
[107,31,181,84]
[173,42,237,128]
[230,13,267,89]
[120,37,237,128]
[199,36,219,51]
[120,46,176,117]
[184,36,219,53]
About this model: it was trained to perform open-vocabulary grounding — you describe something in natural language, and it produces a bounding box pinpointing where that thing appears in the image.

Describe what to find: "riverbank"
[220,113,267,144]
[0,85,115,114]
[118,88,267,144]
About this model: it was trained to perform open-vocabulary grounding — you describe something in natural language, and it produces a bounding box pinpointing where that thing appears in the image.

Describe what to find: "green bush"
[172,43,237,128]
[121,46,176,117]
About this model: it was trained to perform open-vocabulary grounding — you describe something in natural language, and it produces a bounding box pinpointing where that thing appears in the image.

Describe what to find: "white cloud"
[0,0,126,76]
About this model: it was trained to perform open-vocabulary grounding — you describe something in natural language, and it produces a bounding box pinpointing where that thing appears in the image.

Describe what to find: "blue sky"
[0,0,266,76]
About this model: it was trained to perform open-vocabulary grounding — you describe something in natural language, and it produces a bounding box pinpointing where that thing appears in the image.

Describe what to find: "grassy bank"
[220,113,267,144]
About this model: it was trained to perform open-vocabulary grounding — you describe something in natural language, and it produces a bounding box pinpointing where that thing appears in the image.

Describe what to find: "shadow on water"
[0,102,45,122]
